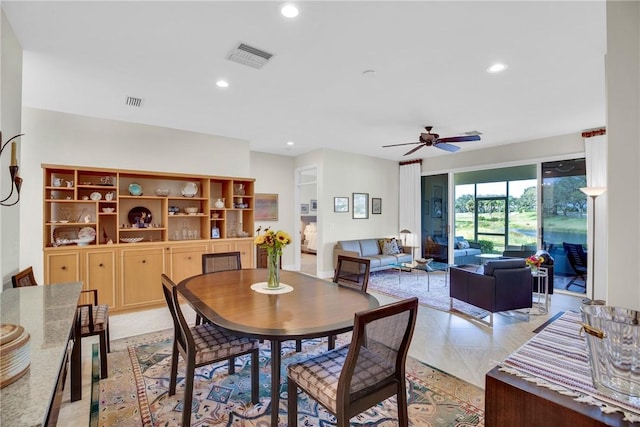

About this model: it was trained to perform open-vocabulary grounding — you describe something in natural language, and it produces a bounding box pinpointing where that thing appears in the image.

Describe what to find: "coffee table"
[392,260,453,291]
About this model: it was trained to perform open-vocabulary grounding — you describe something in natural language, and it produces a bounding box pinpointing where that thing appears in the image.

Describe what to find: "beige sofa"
[333,238,412,272]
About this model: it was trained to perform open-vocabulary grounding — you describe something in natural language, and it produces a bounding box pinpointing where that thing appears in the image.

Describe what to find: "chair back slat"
[563,242,587,273]
[202,252,242,274]
[161,274,194,353]
[334,255,371,292]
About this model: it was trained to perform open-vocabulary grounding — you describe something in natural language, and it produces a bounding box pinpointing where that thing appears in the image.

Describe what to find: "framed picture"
[310,199,317,211]
[372,197,382,214]
[334,197,349,213]
[432,198,443,218]
[255,193,278,221]
[424,198,430,215]
[301,204,310,215]
[352,193,369,219]
[211,227,220,238]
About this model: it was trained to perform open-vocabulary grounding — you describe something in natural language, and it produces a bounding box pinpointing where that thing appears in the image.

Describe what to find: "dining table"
[177,269,380,426]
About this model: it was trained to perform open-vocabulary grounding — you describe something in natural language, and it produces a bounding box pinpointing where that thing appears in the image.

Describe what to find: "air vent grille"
[126,96,143,107]
[227,43,274,69]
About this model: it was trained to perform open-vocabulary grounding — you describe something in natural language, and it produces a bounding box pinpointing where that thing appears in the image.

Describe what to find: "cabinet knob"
[187,256,191,260]
[61,266,67,270]
[142,260,146,264]
[99,263,104,267]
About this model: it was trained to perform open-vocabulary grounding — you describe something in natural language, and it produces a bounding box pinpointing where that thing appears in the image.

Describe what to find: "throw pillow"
[380,238,401,255]
[457,239,470,249]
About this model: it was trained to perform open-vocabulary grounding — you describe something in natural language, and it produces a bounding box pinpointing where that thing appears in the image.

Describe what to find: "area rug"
[368,269,492,321]
[93,330,485,426]
[499,311,640,422]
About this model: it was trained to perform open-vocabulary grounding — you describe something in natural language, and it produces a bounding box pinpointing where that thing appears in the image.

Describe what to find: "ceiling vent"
[227,43,274,69]
[126,96,143,107]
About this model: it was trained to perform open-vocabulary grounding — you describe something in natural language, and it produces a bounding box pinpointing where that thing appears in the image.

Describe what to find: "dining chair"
[11,266,111,378]
[161,274,259,427]
[326,255,371,350]
[563,242,587,290]
[287,297,419,427]
[195,252,242,326]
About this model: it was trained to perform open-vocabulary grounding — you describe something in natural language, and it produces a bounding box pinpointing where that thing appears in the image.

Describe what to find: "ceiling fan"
[383,126,481,156]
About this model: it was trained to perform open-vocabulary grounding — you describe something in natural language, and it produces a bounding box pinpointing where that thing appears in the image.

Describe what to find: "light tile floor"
[57,270,583,426]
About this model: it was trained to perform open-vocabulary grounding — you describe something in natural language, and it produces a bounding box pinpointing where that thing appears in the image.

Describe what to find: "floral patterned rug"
[368,268,492,320]
[92,330,485,426]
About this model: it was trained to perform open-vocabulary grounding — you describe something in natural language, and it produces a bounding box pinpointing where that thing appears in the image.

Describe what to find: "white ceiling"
[3,1,607,161]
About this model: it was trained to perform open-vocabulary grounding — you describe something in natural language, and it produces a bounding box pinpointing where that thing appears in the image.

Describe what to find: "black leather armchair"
[450,259,533,325]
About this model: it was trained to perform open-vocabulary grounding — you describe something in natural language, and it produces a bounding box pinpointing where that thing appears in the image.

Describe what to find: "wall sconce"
[1,131,24,207]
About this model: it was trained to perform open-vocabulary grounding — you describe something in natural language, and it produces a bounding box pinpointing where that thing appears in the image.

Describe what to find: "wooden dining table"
[177,269,379,426]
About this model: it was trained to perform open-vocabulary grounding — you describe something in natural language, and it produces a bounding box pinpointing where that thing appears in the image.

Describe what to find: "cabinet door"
[120,247,165,308]
[84,249,117,310]
[235,239,254,269]
[45,252,81,284]
[209,241,235,254]
[168,243,209,283]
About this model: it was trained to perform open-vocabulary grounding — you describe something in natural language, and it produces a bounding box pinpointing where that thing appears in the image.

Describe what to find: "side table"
[530,266,549,315]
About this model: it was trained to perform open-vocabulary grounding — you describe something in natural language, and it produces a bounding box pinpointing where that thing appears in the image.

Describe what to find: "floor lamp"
[580,186,606,305]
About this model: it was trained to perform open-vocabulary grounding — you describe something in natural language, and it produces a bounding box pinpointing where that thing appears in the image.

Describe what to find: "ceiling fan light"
[487,63,508,73]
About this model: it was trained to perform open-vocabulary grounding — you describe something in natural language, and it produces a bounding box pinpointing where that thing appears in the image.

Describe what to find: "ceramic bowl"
[155,188,170,196]
[102,207,115,213]
[184,207,199,214]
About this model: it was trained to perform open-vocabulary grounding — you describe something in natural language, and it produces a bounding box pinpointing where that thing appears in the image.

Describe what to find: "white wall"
[606,1,640,309]
[1,9,23,290]
[249,151,295,268]
[20,108,251,282]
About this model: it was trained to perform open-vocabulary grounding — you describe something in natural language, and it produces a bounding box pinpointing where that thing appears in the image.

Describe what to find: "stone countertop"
[1,282,82,427]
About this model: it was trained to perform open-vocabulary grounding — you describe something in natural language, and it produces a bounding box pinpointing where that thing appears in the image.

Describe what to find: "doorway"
[297,166,318,276]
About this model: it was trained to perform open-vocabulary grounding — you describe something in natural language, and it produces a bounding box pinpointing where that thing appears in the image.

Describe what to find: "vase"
[530,265,538,274]
[267,250,281,288]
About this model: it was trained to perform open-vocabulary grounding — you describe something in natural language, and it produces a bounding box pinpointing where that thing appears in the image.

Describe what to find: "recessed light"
[216,80,229,88]
[286,141,295,146]
[487,63,508,74]
[281,4,299,18]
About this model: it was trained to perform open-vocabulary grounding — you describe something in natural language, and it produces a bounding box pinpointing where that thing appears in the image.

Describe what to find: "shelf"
[120,227,166,232]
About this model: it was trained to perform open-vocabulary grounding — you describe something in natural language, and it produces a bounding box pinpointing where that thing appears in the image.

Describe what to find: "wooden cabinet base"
[485,366,626,426]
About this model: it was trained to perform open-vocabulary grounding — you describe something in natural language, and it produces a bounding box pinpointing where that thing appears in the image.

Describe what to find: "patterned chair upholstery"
[288,297,418,427]
[161,274,259,427]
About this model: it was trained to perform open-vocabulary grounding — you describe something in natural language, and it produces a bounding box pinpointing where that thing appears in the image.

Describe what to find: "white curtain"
[584,133,608,301]
[399,161,421,257]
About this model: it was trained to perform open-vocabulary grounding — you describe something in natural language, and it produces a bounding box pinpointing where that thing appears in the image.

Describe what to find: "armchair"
[450,259,532,326]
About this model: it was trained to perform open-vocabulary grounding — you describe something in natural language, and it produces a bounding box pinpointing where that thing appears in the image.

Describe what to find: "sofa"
[333,238,412,272]
[449,258,533,325]
[425,235,481,265]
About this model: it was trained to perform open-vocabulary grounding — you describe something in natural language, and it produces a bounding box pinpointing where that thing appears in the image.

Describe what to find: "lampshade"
[580,187,607,197]
[400,229,411,234]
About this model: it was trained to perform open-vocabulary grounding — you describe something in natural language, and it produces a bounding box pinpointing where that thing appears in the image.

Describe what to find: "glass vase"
[267,250,281,288]
[530,265,538,274]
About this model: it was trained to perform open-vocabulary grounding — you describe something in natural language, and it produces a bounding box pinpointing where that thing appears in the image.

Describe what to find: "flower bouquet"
[525,255,543,272]
[255,226,292,288]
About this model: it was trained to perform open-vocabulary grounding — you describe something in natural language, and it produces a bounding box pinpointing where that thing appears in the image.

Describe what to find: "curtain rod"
[581,128,606,138]
[399,159,422,166]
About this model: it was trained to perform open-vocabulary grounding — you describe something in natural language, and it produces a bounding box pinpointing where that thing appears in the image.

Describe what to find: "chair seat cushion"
[192,323,259,364]
[79,304,109,334]
[287,345,394,412]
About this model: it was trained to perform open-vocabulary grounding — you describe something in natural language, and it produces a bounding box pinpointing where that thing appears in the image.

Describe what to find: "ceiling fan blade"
[382,141,421,148]
[437,135,481,143]
[404,144,426,156]
[434,142,461,153]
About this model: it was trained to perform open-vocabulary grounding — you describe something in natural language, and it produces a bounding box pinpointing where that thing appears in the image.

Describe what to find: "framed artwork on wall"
[301,204,310,215]
[334,197,349,212]
[352,193,369,219]
[255,193,278,221]
[372,197,382,214]
[310,199,317,211]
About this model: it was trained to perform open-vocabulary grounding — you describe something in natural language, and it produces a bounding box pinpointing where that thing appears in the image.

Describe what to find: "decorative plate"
[120,237,144,243]
[128,183,143,196]
[128,206,152,225]
[90,192,102,201]
[181,182,198,198]
[78,227,96,240]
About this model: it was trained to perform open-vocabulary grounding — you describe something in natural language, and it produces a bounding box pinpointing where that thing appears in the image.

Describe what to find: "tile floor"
[57,264,584,426]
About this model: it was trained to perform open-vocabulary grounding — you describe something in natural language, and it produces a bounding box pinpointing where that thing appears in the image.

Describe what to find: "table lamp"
[400,229,411,246]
